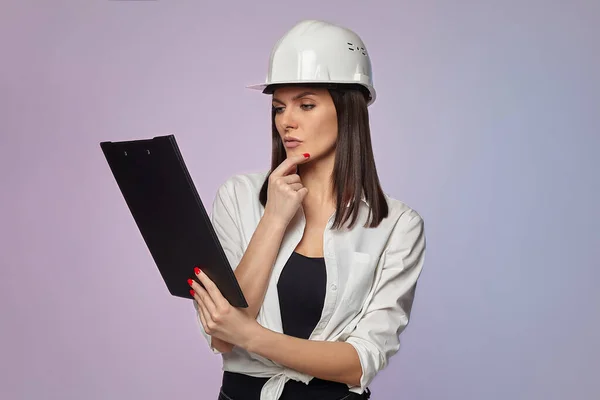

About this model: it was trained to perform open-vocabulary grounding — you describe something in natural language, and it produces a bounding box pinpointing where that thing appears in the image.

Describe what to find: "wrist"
[243,321,267,353]
[260,212,289,233]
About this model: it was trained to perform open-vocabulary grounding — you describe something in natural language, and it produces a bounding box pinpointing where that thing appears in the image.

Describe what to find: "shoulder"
[215,169,269,204]
[381,192,425,233]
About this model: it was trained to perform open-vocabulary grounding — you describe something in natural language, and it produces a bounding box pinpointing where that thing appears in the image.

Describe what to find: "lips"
[284,137,302,148]
[284,141,302,148]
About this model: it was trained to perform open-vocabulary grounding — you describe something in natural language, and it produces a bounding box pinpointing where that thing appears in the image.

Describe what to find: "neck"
[297,152,336,212]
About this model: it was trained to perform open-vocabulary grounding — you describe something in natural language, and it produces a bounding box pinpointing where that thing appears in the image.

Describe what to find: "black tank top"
[220,252,351,400]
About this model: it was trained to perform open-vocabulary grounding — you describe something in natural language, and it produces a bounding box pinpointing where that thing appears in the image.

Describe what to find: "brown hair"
[259,83,388,229]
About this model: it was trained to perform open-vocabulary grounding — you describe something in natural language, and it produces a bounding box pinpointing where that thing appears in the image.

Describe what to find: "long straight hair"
[259,83,388,229]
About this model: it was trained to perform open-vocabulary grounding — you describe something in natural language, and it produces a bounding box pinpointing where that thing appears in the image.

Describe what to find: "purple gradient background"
[1,1,599,399]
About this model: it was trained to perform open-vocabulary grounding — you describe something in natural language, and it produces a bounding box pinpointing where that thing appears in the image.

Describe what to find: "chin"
[286,148,306,155]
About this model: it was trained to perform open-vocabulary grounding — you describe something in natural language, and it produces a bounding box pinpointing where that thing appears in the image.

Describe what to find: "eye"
[301,104,315,111]
[272,106,284,114]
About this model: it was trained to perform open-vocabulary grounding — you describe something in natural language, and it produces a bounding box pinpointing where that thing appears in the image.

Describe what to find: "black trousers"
[218,387,371,400]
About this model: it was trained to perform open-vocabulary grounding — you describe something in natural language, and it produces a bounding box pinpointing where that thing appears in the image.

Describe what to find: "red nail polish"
[303,153,310,158]
[187,278,193,286]
[190,289,195,296]
[194,267,201,275]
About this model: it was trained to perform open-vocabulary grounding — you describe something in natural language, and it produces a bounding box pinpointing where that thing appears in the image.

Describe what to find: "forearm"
[234,215,287,319]
[246,325,362,387]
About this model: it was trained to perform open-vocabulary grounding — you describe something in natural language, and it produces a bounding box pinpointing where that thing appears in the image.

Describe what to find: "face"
[272,87,338,160]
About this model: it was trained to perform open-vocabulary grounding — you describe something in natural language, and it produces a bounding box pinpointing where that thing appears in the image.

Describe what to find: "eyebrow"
[272,91,318,105]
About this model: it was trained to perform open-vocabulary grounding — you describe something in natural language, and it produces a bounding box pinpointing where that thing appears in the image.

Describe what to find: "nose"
[280,108,298,130]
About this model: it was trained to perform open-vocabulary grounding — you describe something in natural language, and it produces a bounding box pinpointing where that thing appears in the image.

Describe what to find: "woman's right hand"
[263,153,311,228]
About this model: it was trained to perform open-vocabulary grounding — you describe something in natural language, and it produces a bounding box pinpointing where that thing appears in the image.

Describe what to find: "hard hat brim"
[246,81,376,105]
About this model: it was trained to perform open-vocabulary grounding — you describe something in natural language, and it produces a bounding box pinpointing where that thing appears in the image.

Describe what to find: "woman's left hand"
[189,267,259,350]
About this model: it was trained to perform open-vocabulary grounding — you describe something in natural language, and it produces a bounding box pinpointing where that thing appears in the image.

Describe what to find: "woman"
[189,20,426,400]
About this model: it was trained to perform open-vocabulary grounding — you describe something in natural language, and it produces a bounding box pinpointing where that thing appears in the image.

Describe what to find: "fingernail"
[187,278,193,286]
[303,153,310,158]
[190,289,195,296]
[194,267,201,275]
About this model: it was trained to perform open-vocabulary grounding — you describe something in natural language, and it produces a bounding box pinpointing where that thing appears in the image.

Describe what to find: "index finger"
[196,268,229,308]
[270,152,310,178]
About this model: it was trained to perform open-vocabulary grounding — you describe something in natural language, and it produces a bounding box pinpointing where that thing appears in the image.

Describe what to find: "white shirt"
[193,171,426,400]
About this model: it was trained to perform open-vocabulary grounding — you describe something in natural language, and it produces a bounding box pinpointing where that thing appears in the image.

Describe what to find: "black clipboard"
[100,134,248,308]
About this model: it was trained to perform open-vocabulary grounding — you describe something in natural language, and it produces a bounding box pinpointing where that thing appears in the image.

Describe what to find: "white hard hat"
[247,19,376,106]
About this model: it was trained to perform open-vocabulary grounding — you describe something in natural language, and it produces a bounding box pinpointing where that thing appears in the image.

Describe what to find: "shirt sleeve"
[193,178,245,354]
[345,210,426,392]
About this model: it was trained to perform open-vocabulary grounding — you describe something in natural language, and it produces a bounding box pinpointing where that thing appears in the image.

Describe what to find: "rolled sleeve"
[193,178,245,354]
[345,211,426,392]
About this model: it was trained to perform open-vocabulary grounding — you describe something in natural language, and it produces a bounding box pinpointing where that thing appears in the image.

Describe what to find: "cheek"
[320,112,338,144]
[306,120,337,153]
